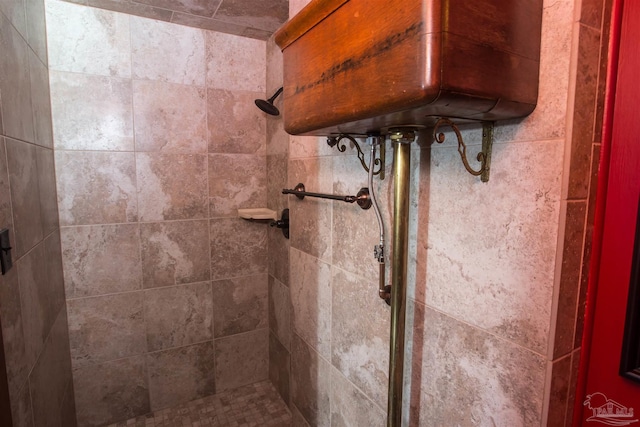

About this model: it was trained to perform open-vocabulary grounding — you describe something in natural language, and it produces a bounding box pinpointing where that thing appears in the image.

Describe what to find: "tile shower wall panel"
[47,1,268,423]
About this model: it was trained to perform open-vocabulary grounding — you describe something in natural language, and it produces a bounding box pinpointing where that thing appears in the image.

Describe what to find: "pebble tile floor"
[104,381,292,427]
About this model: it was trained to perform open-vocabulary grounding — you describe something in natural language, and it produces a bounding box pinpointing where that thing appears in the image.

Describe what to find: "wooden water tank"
[274,0,543,136]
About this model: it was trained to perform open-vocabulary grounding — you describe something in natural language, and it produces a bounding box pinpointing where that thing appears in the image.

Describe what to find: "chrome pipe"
[387,129,414,426]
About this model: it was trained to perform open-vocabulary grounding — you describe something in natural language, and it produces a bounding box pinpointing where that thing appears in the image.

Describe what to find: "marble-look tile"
[55,151,137,225]
[208,153,266,217]
[330,367,385,427]
[289,248,331,359]
[266,38,283,96]
[215,0,288,32]
[25,0,47,65]
[0,0,26,38]
[6,139,43,257]
[61,224,142,298]
[73,356,150,427]
[547,355,571,426]
[131,16,205,86]
[289,135,334,159]
[207,89,266,154]
[267,154,287,214]
[49,71,133,151]
[580,0,604,28]
[140,220,210,288]
[209,218,267,280]
[83,0,173,23]
[35,146,59,235]
[18,240,65,367]
[0,138,12,240]
[169,11,251,37]
[268,275,290,349]
[67,292,146,366]
[288,158,333,262]
[424,140,563,354]
[0,266,28,407]
[144,282,213,351]
[137,153,208,221]
[212,274,267,337]
[289,0,310,16]
[60,379,78,427]
[133,80,207,153]
[407,302,546,426]
[10,382,34,427]
[206,31,265,92]
[0,13,35,143]
[46,0,131,76]
[214,329,268,392]
[147,342,215,411]
[331,268,389,405]
[268,225,289,286]
[135,0,219,18]
[269,331,290,405]
[291,404,311,427]
[28,52,53,148]
[493,0,573,143]
[291,333,330,427]
[29,308,73,427]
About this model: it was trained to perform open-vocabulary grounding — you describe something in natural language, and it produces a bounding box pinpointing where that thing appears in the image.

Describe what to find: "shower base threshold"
[103,380,291,427]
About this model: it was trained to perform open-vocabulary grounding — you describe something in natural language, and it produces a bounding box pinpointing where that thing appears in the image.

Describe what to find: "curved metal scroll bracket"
[433,118,494,183]
[327,134,386,180]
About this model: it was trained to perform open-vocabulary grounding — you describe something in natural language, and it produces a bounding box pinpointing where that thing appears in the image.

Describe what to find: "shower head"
[255,87,283,116]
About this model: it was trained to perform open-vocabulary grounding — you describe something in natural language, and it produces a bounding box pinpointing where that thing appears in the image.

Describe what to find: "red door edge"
[572,0,625,424]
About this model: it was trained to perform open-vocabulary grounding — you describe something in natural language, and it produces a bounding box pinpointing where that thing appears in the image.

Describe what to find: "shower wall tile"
[55,151,137,225]
[407,302,546,426]
[547,354,572,426]
[131,16,205,86]
[0,138,13,238]
[18,238,65,368]
[133,80,207,153]
[0,14,35,143]
[209,218,267,280]
[330,367,386,427]
[289,135,334,159]
[0,0,26,37]
[136,153,208,221]
[67,292,146,366]
[290,248,331,359]
[291,333,330,427]
[36,146,59,235]
[214,329,268,392]
[46,0,131,77]
[29,308,73,427]
[144,281,213,351]
[49,71,133,151]
[208,153,266,217]
[0,266,28,406]
[269,331,290,405]
[140,220,210,288]
[11,382,34,427]
[288,158,333,262]
[146,342,216,411]
[331,268,389,405]
[29,53,53,148]
[212,274,267,338]
[424,139,563,354]
[205,31,265,92]
[134,0,220,19]
[268,275,290,350]
[207,89,266,154]
[60,379,78,427]
[25,0,48,65]
[6,139,43,257]
[73,356,150,427]
[267,154,288,213]
[61,224,142,298]
[215,0,287,33]
[268,226,289,286]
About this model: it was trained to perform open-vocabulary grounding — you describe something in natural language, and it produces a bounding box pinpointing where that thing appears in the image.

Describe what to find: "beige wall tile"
[144,282,213,351]
[214,329,268,392]
[55,151,137,225]
[0,138,13,242]
[0,0,27,37]
[131,16,205,86]
[215,0,287,33]
[208,153,266,217]
[269,331,290,404]
[205,31,265,92]
[61,224,142,298]
[330,367,385,427]
[209,218,267,280]
[50,71,133,151]
[35,146,59,235]
[140,220,211,288]
[24,0,47,65]
[268,275,290,350]
[212,274,267,338]
[133,80,207,153]
[136,153,208,221]
[46,0,131,77]
[28,50,53,148]
[291,333,330,427]
[134,0,219,18]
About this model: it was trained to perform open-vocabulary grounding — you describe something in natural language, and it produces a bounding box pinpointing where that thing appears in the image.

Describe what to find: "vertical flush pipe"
[387,129,415,427]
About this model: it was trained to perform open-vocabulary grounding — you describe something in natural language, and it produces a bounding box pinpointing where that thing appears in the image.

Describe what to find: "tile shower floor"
[105,381,292,427]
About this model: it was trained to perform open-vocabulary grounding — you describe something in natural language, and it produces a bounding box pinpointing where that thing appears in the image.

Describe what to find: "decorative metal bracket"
[433,118,494,183]
[327,134,386,180]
